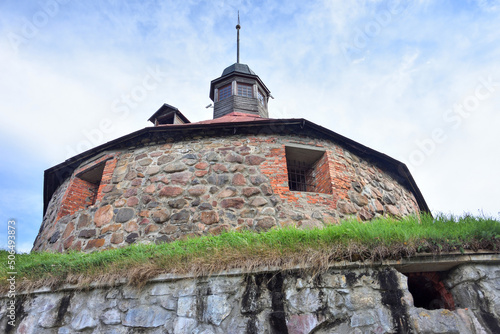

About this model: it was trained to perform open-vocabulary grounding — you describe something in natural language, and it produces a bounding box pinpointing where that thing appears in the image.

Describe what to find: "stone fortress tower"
[33,19,429,253]
[13,18,500,334]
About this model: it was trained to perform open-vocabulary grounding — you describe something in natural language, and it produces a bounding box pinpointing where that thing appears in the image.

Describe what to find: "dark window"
[286,160,314,192]
[285,146,332,194]
[406,272,455,310]
[237,83,253,97]
[218,84,232,101]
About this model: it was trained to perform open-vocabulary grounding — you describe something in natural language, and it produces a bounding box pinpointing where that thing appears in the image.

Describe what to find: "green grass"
[1,213,499,293]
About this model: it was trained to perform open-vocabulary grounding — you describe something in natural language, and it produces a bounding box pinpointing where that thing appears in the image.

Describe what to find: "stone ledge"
[7,251,499,297]
[382,251,500,273]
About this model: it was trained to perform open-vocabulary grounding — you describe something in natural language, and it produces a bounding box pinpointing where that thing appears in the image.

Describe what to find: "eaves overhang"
[43,118,430,215]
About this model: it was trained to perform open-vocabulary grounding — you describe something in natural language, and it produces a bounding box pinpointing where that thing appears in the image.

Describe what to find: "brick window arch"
[55,154,117,222]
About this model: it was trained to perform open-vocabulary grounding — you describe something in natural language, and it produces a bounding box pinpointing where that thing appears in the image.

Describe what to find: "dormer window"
[237,83,253,97]
[219,84,232,101]
[148,104,191,126]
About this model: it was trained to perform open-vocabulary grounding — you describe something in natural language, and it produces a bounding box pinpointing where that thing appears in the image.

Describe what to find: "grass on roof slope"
[1,213,499,294]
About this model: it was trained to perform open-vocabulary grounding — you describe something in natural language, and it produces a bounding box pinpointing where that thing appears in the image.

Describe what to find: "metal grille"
[287,160,315,192]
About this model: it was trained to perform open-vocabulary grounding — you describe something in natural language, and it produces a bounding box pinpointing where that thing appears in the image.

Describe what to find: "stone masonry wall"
[2,263,499,333]
[33,133,420,252]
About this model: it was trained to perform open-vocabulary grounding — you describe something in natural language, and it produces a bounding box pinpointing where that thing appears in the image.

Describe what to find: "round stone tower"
[32,21,428,253]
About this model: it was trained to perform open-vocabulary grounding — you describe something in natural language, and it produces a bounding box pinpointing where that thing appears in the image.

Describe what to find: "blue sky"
[1,0,500,252]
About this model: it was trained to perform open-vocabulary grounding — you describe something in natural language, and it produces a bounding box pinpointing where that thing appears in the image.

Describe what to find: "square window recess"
[76,162,106,206]
[405,271,455,310]
[285,145,331,194]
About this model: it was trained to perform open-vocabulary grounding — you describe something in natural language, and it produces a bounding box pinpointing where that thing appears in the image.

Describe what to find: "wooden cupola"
[209,15,272,119]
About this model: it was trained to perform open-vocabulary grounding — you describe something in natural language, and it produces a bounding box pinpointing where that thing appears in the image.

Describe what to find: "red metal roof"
[158,112,268,126]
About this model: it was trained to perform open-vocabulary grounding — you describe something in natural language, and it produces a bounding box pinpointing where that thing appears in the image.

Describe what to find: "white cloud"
[474,0,500,12]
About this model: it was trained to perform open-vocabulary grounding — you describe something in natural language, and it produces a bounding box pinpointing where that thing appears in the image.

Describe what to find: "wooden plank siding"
[213,75,269,119]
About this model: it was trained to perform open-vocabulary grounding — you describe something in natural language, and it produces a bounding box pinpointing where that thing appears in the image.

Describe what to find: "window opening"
[218,84,232,101]
[285,146,331,194]
[76,162,106,207]
[237,83,253,97]
[287,160,314,192]
[406,272,455,310]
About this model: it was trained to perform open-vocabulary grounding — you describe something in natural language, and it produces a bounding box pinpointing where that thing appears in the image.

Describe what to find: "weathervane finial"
[236,11,241,64]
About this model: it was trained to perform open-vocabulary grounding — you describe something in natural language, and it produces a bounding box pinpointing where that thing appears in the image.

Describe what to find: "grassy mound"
[1,214,499,294]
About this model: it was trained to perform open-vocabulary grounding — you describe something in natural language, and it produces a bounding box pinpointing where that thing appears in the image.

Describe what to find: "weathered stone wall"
[35,178,70,248]
[33,133,420,252]
[2,264,499,333]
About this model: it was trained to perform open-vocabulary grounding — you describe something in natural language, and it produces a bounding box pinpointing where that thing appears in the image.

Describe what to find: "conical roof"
[221,63,256,76]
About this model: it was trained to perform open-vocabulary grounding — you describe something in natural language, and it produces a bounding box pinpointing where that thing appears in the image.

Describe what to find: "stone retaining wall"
[2,264,499,333]
[33,133,420,252]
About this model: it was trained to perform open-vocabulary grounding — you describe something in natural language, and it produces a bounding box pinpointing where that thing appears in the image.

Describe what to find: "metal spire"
[236,11,240,64]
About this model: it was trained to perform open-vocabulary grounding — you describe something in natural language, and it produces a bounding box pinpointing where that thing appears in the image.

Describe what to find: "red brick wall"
[54,154,118,223]
[328,146,351,202]
[56,178,98,219]
[312,152,332,194]
[261,145,290,199]
[96,158,117,202]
